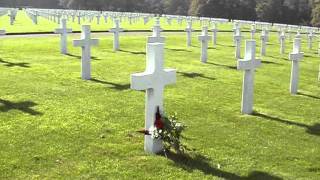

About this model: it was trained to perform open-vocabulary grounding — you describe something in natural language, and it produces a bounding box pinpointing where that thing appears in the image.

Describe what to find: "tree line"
[0,0,319,26]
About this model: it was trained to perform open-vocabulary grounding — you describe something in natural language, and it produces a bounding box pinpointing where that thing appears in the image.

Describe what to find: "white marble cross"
[234,29,242,59]
[103,14,108,23]
[211,23,218,46]
[54,18,72,54]
[289,38,304,94]
[185,20,193,47]
[280,31,286,54]
[77,14,81,25]
[143,17,149,25]
[250,24,256,39]
[237,40,261,115]
[260,30,267,56]
[308,32,314,50]
[148,22,165,43]
[295,31,301,38]
[130,43,176,154]
[198,26,211,63]
[9,10,16,25]
[96,15,101,25]
[110,19,124,51]
[73,25,99,80]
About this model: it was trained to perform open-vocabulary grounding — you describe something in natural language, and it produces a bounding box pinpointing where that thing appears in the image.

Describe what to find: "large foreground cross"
[237,40,261,115]
[73,25,99,80]
[130,43,176,154]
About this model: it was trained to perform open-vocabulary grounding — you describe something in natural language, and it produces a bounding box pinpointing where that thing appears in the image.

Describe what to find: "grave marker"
[185,20,193,47]
[280,31,286,54]
[234,29,242,59]
[260,30,267,56]
[198,26,211,63]
[289,38,304,94]
[250,24,256,39]
[211,23,218,46]
[237,40,261,115]
[54,18,72,54]
[73,25,99,80]
[308,32,314,50]
[130,43,176,154]
[110,19,124,51]
[148,22,165,43]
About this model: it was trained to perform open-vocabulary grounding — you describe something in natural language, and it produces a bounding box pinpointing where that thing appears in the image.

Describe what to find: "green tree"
[311,0,320,26]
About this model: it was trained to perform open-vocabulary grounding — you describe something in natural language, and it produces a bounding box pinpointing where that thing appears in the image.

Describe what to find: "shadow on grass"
[178,71,216,80]
[0,99,42,116]
[206,62,237,70]
[0,58,30,68]
[297,92,320,100]
[65,53,101,60]
[267,55,288,61]
[119,49,146,55]
[252,112,320,136]
[167,152,282,180]
[216,43,234,48]
[261,60,282,65]
[165,48,191,52]
[90,78,130,91]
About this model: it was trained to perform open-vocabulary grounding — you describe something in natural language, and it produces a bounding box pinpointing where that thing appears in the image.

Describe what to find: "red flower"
[154,107,164,129]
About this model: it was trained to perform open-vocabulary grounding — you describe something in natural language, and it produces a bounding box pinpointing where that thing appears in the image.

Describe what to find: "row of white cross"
[0,9,315,155]
[51,18,308,154]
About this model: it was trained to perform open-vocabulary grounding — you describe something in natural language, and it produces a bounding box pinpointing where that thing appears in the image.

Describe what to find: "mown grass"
[0,27,319,179]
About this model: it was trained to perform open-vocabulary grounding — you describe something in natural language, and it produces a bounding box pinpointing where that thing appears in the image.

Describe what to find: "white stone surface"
[211,23,218,46]
[260,30,267,56]
[54,18,72,54]
[280,32,286,54]
[289,38,304,94]
[198,26,211,63]
[308,33,314,50]
[237,40,261,115]
[185,20,193,47]
[250,24,256,39]
[234,30,242,59]
[73,25,99,80]
[110,19,124,51]
[130,43,176,154]
[148,21,164,43]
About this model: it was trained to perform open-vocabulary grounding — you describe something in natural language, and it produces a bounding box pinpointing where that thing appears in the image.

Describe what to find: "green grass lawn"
[0,29,319,179]
[0,10,258,33]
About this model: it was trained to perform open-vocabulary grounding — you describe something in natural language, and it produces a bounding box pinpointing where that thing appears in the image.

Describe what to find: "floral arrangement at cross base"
[137,106,186,154]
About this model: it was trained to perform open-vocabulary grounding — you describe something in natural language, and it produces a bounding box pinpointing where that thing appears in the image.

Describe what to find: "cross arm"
[289,52,303,61]
[131,72,153,90]
[198,35,211,41]
[237,59,261,70]
[73,39,84,47]
[162,69,177,86]
[109,28,124,32]
[148,36,165,44]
